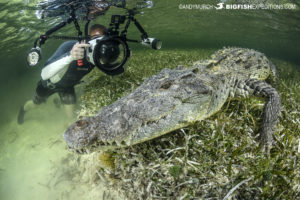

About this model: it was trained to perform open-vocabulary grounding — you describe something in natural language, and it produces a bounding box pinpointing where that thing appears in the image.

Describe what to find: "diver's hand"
[70,42,90,60]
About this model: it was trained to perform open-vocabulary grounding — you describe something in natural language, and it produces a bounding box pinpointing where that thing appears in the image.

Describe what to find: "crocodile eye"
[160,80,173,89]
[76,120,88,128]
[192,68,199,73]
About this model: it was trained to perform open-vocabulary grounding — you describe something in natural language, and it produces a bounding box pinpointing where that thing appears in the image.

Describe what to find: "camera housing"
[26,2,162,76]
[86,35,130,75]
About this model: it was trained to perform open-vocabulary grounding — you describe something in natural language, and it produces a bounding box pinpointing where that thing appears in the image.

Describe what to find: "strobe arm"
[130,15,162,50]
[119,13,149,42]
[131,17,148,40]
[28,17,74,67]
[38,17,73,46]
[120,10,149,40]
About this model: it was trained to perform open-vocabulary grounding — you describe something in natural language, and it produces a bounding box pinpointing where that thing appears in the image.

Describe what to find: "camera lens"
[99,41,120,64]
[92,36,130,74]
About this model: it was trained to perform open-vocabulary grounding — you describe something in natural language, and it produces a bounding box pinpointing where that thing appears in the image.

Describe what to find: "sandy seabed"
[0,94,123,200]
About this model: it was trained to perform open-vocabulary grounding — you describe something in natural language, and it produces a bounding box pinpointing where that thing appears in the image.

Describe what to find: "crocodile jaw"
[63,117,99,152]
[129,97,211,145]
[63,98,211,152]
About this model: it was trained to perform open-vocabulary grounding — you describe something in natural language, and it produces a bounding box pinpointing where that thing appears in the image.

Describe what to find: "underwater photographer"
[18,24,109,124]
[19,0,161,124]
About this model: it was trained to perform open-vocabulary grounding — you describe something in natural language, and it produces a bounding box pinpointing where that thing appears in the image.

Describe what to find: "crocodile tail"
[266,61,278,87]
[245,79,281,148]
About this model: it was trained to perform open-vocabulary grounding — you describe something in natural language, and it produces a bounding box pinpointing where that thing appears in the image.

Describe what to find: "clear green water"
[0,0,299,199]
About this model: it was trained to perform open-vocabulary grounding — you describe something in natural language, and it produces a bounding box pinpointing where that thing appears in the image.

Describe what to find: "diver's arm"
[41,42,90,80]
[41,55,72,80]
[41,40,75,81]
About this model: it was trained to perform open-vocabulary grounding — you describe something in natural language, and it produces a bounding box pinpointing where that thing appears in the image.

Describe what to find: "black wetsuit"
[33,41,94,105]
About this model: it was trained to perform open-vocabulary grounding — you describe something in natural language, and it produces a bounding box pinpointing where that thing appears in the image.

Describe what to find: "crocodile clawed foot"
[261,142,272,155]
[259,130,274,154]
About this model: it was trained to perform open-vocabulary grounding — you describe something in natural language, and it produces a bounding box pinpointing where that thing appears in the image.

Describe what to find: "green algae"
[98,151,116,170]
[169,165,182,179]
[79,49,300,199]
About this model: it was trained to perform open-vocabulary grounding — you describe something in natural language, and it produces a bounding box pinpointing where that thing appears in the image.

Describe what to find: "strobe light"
[141,37,162,50]
[26,47,42,67]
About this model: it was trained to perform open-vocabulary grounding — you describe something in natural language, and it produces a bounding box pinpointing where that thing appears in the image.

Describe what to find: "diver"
[18,24,107,124]
[20,0,161,124]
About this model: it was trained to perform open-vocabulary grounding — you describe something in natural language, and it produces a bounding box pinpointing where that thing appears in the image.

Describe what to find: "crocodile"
[63,47,281,153]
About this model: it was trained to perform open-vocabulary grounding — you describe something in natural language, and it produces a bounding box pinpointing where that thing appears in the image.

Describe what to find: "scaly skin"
[63,47,281,153]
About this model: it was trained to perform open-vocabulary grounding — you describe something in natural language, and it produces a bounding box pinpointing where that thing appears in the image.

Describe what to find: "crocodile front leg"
[243,79,281,147]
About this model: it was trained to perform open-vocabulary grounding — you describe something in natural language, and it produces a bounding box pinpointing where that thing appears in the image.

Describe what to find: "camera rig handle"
[34,7,84,48]
[116,9,161,50]
[128,10,148,40]
[27,6,161,68]
[107,9,149,42]
[34,17,73,48]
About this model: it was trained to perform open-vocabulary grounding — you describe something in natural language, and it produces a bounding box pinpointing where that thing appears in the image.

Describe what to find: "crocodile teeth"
[115,141,121,146]
[75,149,84,154]
[102,141,108,146]
[112,141,117,146]
[125,140,131,146]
